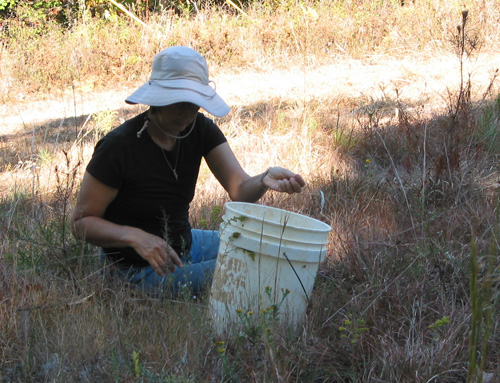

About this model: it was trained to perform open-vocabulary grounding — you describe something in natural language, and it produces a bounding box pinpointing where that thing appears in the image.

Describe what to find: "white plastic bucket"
[209,202,331,333]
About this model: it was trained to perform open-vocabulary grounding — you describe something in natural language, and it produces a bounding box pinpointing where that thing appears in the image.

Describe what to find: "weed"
[91,109,118,141]
[467,231,497,383]
[338,314,369,345]
[36,148,52,167]
[195,204,224,230]
[429,315,451,332]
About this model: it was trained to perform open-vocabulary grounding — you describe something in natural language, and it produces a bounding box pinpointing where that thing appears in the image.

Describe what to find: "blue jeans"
[110,229,220,296]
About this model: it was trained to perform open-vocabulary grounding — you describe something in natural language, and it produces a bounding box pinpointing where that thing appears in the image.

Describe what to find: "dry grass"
[1,0,500,382]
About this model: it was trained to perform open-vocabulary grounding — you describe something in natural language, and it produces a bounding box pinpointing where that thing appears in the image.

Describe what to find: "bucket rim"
[219,226,327,262]
[224,201,332,232]
[220,221,329,245]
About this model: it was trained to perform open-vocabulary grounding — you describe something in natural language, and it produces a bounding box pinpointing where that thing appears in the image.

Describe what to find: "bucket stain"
[211,255,247,304]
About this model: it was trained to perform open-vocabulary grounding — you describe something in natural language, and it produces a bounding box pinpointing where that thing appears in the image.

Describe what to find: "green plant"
[234,285,290,343]
[91,109,118,141]
[199,205,223,230]
[0,0,17,12]
[338,314,369,345]
[36,148,53,167]
[214,340,237,382]
[476,93,500,154]
[467,233,496,383]
[429,315,450,333]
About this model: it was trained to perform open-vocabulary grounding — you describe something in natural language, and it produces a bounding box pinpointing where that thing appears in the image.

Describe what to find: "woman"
[71,46,305,295]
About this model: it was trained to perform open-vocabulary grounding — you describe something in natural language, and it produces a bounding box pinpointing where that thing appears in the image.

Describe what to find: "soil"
[0,51,498,197]
[2,52,499,136]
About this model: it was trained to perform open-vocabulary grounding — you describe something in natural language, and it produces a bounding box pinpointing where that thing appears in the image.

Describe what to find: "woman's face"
[152,102,200,134]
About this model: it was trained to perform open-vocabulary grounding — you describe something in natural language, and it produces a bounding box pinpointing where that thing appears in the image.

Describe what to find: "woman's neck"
[147,113,178,151]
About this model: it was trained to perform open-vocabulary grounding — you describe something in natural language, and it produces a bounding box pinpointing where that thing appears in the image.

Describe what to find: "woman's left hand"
[262,167,305,194]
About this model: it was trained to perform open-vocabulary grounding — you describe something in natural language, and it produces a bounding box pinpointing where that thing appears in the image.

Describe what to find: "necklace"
[160,140,180,181]
[157,114,197,139]
[139,110,198,140]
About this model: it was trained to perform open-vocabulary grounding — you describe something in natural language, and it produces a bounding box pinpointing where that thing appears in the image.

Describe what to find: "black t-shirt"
[86,111,227,267]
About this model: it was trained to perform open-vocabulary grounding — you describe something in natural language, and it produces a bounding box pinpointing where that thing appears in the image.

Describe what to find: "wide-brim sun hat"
[125,46,230,117]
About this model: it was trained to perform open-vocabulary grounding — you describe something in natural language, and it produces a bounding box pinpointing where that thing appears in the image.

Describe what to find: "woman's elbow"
[70,209,85,240]
[70,218,81,240]
[227,187,248,202]
[228,190,261,203]
[225,176,256,202]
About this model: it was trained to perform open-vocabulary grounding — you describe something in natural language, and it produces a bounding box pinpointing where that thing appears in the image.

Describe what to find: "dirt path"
[0,52,498,198]
[1,52,498,136]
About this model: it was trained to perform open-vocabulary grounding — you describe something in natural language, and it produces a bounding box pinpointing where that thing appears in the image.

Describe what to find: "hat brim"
[125,80,230,117]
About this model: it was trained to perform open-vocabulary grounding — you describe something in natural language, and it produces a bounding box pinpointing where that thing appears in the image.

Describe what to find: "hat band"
[149,79,218,99]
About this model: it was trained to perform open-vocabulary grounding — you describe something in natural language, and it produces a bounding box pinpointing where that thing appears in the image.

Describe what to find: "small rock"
[483,372,497,383]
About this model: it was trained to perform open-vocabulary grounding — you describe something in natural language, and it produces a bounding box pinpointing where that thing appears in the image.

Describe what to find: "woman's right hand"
[130,229,183,277]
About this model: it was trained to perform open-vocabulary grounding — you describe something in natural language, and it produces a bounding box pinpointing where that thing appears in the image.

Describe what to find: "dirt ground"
[1,52,499,136]
[0,51,498,197]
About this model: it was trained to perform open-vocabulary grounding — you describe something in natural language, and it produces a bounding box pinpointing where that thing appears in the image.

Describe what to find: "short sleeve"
[200,117,227,156]
[86,135,127,189]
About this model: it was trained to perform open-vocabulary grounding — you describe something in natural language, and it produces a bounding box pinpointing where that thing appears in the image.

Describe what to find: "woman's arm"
[205,142,305,202]
[71,172,182,276]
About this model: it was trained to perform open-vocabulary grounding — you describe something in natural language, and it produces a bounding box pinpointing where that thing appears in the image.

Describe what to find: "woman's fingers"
[159,244,182,274]
[150,247,179,276]
[149,257,167,277]
[266,168,305,194]
[168,247,183,269]
[293,174,306,188]
[161,245,182,272]
[277,176,304,194]
[291,176,305,192]
[133,231,183,276]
